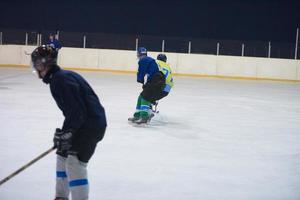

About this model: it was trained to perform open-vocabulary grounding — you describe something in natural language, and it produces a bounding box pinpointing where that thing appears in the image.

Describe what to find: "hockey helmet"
[31,44,58,71]
[137,47,147,58]
[157,54,167,62]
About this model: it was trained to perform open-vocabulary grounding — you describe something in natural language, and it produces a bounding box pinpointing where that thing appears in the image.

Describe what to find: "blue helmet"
[137,47,147,57]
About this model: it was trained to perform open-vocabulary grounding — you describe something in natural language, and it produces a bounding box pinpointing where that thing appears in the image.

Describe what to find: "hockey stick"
[24,50,31,55]
[0,146,55,186]
[152,101,159,113]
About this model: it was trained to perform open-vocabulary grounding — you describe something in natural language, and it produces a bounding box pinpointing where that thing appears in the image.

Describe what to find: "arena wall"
[0,45,299,81]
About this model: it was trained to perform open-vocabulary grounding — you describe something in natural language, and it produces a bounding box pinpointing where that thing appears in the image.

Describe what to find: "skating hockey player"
[155,53,174,100]
[128,48,173,124]
[31,45,107,200]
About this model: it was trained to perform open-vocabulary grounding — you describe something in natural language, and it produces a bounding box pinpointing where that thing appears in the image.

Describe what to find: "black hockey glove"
[53,128,73,152]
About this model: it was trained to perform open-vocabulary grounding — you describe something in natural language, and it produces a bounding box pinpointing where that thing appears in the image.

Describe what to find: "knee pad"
[66,155,88,182]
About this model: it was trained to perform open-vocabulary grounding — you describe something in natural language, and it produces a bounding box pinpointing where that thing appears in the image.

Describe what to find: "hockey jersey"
[137,56,159,84]
[42,65,107,132]
[156,60,174,92]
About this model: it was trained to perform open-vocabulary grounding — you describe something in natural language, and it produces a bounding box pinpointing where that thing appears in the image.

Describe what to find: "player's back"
[137,56,159,83]
[50,66,107,130]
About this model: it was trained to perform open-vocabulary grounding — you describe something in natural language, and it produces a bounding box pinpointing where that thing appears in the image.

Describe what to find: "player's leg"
[129,95,142,122]
[137,85,162,123]
[132,72,165,124]
[139,96,152,120]
[66,128,105,200]
[131,94,151,124]
[66,155,88,200]
[55,155,70,199]
[155,91,169,102]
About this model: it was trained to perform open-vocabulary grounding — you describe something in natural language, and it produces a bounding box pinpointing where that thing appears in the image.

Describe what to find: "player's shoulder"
[52,68,78,85]
[139,56,155,64]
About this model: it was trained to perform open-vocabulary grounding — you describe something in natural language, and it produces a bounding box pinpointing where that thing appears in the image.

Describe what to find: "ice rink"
[0,67,300,200]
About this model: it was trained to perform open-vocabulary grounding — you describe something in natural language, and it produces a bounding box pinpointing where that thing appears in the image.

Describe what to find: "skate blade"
[132,123,148,127]
[129,120,150,127]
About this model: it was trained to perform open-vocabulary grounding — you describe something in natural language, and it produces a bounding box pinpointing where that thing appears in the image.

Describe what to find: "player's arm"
[137,59,147,84]
[55,39,62,50]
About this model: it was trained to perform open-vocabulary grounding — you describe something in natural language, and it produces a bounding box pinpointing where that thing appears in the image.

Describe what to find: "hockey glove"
[53,128,73,152]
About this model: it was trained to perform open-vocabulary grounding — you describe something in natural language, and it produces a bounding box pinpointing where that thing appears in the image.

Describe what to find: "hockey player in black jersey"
[31,45,107,200]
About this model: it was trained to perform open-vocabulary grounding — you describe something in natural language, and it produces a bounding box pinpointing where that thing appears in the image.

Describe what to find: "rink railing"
[0,45,299,82]
[0,28,299,60]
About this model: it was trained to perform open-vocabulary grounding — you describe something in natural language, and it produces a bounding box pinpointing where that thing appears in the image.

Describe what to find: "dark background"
[0,0,299,58]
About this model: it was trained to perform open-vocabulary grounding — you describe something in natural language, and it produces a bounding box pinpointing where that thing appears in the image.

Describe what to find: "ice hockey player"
[47,33,62,52]
[30,45,107,200]
[128,47,173,124]
[155,53,174,100]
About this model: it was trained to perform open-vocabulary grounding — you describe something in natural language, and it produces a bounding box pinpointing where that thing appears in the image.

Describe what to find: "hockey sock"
[135,95,142,110]
[133,95,143,118]
[66,155,89,200]
[56,155,70,199]
[140,97,151,119]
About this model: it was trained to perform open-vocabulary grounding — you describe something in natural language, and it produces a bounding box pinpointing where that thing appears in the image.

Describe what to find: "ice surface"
[0,68,300,200]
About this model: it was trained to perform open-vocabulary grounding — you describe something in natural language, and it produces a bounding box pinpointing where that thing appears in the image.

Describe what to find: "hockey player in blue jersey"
[47,33,62,52]
[31,45,106,200]
[128,47,167,124]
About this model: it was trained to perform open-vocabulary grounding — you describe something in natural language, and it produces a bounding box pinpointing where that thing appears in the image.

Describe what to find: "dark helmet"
[137,47,147,57]
[157,53,167,62]
[31,45,58,70]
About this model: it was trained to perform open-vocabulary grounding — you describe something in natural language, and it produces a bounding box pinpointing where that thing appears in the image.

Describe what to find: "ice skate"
[128,112,141,124]
[128,116,140,122]
[134,116,151,125]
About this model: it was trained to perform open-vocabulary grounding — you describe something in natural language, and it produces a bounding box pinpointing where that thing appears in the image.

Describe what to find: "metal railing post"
[241,43,245,56]
[295,27,299,60]
[188,41,191,54]
[162,40,165,52]
[217,42,220,56]
[25,33,28,45]
[268,41,271,58]
[36,34,39,46]
[40,33,42,46]
[83,35,86,48]
[135,38,138,51]
[56,30,60,40]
